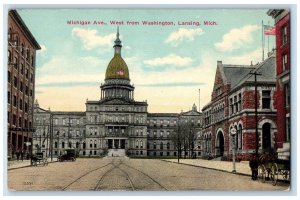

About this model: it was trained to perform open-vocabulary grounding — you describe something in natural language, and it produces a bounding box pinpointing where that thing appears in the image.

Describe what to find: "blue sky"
[18,9,275,112]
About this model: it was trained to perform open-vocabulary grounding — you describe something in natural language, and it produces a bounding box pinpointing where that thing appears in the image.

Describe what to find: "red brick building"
[267,9,290,160]
[7,10,41,159]
[201,54,278,160]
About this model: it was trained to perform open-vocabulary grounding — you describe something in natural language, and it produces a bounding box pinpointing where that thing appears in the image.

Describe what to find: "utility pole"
[50,114,53,161]
[250,70,262,157]
[198,89,201,112]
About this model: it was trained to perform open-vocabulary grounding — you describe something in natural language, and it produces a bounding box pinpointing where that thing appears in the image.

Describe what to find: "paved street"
[8,157,289,191]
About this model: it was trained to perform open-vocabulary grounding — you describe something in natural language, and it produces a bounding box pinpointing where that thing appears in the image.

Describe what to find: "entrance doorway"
[107,139,126,149]
[216,131,224,157]
[262,123,272,153]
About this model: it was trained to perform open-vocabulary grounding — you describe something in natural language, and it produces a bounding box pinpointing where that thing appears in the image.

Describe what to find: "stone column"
[112,139,114,149]
[118,139,120,149]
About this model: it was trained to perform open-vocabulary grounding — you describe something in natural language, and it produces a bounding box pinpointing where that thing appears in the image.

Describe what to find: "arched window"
[167,142,170,150]
[69,142,72,148]
[153,142,156,149]
[83,142,86,149]
[90,140,93,148]
[76,142,80,148]
[136,140,139,148]
[62,142,65,148]
[234,125,238,150]
[140,141,143,148]
[94,140,97,148]
[238,124,243,149]
[55,141,58,148]
[160,142,163,150]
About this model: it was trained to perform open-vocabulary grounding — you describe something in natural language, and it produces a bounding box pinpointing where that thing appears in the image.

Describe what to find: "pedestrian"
[249,154,259,180]
[16,150,20,161]
[21,150,24,162]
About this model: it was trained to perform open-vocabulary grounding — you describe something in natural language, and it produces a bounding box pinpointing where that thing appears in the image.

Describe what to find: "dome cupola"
[105,27,130,80]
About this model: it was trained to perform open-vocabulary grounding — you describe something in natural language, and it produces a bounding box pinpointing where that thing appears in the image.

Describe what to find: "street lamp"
[231,127,237,173]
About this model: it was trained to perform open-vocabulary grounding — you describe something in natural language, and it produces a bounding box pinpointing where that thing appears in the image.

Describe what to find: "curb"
[8,160,58,171]
[160,160,290,184]
[160,159,251,177]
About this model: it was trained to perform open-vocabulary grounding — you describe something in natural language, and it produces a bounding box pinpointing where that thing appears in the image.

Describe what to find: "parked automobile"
[57,149,76,162]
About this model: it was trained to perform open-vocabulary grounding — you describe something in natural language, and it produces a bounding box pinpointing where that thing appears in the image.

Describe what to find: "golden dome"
[105,54,130,80]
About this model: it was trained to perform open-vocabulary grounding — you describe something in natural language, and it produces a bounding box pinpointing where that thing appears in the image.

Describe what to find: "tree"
[170,120,198,162]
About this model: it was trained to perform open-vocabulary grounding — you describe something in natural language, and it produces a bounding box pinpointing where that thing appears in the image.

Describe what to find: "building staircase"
[107,149,126,157]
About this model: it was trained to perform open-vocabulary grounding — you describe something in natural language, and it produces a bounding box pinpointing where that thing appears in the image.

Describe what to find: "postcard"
[6,8,291,192]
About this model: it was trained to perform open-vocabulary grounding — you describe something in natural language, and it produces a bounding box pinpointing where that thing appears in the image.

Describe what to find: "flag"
[116,70,124,75]
[264,25,275,35]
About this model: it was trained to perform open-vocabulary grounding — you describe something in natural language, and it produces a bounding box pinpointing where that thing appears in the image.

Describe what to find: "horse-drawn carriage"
[57,149,76,162]
[31,152,48,167]
[257,153,290,186]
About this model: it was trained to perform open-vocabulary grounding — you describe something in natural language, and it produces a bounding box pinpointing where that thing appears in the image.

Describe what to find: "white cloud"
[72,28,116,50]
[165,28,204,47]
[143,54,193,67]
[214,25,259,52]
[125,46,131,50]
[37,55,106,85]
[225,48,261,65]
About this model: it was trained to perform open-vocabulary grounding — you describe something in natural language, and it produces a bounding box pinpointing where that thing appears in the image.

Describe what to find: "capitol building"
[33,30,202,157]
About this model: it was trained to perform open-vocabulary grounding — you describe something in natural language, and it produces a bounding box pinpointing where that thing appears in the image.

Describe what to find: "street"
[8,157,289,191]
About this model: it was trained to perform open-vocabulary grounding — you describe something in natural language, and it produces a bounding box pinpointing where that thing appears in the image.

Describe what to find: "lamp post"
[231,127,237,173]
[249,70,262,156]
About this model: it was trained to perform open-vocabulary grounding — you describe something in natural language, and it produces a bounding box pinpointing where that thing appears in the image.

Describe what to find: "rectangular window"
[19,99,23,110]
[238,93,242,111]
[19,117,22,127]
[14,57,18,69]
[8,71,11,83]
[282,54,288,71]
[282,25,288,45]
[90,116,93,123]
[30,73,33,83]
[13,114,16,126]
[8,91,10,104]
[230,98,233,114]
[13,95,17,107]
[262,91,271,109]
[21,64,24,74]
[234,96,238,113]
[20,81,23,92]
[25,69,29,79]
[25,86,28,95]
[286,116,290,142]
[25,102,28,113]
[13,76,17,88]
[77,119,80,125]
[285,83,290,107]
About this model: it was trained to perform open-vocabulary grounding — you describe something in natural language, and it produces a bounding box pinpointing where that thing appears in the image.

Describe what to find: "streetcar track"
[114,163,135,191]
[120,163,168,191]
[62,163,112,191]
[94,161,135,191]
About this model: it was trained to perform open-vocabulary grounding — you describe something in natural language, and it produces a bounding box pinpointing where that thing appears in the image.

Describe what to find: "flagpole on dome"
[261,20,264,61]
[268,21,270,53]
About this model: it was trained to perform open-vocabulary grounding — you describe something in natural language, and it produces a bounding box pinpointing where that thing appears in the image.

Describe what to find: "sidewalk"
[161,159,252,176]
[8,158,58,170]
